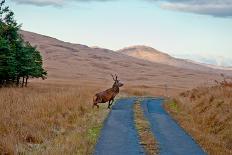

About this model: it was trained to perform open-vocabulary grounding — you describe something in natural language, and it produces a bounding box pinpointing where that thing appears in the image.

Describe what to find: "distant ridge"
[118,45,232,71]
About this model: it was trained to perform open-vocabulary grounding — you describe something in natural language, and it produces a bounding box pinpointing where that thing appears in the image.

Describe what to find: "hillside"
[20,30,228,96]
[118,45,232,72]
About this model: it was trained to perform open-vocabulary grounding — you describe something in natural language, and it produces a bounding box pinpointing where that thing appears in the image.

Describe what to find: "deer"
[93,74,124,109]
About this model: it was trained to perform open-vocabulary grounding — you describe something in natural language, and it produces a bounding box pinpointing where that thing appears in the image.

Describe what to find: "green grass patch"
[88,125,102,142]
[166,100,179,113]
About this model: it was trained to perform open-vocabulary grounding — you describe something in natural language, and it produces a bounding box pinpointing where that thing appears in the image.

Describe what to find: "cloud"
[10,0,232,17]
[11,0,65,6]
[11,0,113,7]
[157,0,232,17]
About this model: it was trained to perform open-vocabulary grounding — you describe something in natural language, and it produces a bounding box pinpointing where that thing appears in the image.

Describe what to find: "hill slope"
[118,45,232,72]
[20,30,227,96]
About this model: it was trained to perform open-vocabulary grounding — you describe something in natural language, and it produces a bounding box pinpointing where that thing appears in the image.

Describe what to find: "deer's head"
[111,74,124,88]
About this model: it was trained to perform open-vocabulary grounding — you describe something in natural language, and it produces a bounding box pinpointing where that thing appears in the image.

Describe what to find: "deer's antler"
[115,74,118,80]
[111,74,116,81]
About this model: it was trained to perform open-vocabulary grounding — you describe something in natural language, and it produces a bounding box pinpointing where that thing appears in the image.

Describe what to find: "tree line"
[0,0,47,87]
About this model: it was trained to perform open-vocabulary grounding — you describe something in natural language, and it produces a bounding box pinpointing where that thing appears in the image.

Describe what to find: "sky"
[6,0,232,66]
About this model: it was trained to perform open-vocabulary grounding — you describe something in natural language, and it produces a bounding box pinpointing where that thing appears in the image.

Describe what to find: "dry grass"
[121,85,172,97]
[134,100,158,155]
[122,87,151,97]
[0,83,109,155]
[164,85,232,155]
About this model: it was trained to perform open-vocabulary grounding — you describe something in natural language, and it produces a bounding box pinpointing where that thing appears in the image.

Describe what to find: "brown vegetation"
[165,84,232,155]
[20,30,230,97]
[0,83,109,154]
[215,73,232,87]
[134,100,158,155]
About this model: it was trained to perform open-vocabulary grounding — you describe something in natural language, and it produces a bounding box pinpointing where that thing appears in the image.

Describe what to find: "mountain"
[174,54,232,68]
[118,45,232,72]
[20,30,230,96]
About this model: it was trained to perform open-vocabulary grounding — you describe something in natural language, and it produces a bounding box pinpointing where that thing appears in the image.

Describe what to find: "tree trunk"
[5,79,9,86]
[25,76,28,87]
[22,77,25,87]
[16,76,20,87]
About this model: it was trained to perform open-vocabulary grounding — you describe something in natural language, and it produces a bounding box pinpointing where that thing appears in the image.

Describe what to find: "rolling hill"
[118,45,232,71]
[20,30,230,96]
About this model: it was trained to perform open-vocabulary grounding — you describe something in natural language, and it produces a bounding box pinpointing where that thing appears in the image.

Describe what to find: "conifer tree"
[0,0,47,87]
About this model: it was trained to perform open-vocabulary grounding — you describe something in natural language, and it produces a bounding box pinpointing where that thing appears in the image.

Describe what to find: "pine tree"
[0,0,47,87]
[20,42,47,87]
[0,37,9,85]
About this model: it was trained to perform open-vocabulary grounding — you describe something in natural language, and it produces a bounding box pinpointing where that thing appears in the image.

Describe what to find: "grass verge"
[134,100,158,155]
[164,86,232,155]
[0,83,109,155]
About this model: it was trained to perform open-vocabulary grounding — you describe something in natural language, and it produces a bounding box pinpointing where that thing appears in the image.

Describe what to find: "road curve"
[94,98,144,155]
[141,98,206,155]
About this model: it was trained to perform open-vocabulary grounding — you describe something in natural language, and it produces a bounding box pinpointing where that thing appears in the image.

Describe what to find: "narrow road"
[94,98,206,155]
[141,98,206,155]
[94,98,144,155]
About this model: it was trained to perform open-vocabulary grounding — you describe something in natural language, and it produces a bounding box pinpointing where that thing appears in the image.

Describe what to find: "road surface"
[94,98,144,155]
[94,98,206,155]
[141,98,206,155]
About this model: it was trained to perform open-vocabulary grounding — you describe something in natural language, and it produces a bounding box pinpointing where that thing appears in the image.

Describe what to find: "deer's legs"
[108,101,111,109]
[108,99,114,109]
[93,103,99,109]
[110,99,114,106]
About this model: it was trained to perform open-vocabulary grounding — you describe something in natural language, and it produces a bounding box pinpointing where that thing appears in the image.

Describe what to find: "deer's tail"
[93,95,100,109]
[93,95,98,103]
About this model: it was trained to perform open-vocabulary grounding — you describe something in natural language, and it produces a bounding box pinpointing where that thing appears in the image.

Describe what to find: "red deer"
[93,74,124,109]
